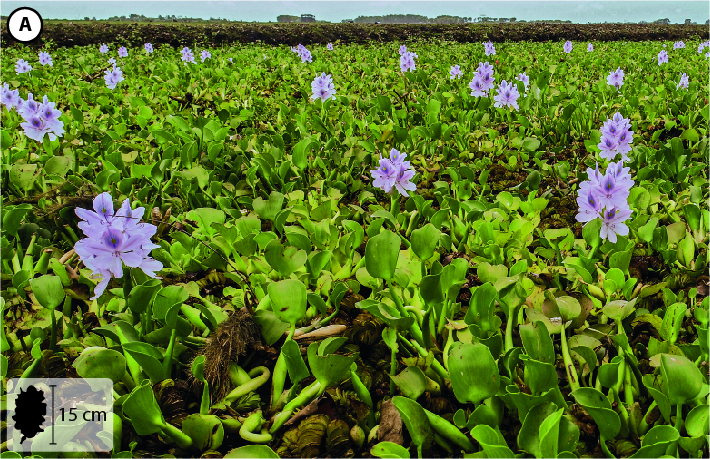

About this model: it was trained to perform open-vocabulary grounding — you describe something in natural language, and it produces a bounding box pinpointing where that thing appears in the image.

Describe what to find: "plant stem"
[560,326,581,392]
[162,328,178,380]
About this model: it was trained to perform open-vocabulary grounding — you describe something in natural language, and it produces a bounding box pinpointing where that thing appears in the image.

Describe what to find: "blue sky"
[2,1,707,23]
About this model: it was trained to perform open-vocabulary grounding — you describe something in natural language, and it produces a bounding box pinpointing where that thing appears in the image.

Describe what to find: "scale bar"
[49,385,56,445]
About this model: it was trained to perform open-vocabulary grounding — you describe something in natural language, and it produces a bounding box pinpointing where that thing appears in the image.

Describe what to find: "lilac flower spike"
[607,67,624,90]
[600,207,633,243]
[563,41,573,53]
[104,66,124,90]
[400,51,417,73]
[1,83,21,112]
[327,43,334,50]
[677,73,689,90]
[371,149,416,197]
[310,73,337,102]
[74,193,163,299]
[399,44,407,55]
[673,41,685,50]
[100,43,108,54]
[181,47,195,64]
[18,94,64,142]
[450,65,462,79]
[201,50,212,62]
[38,52,53,66]
[493,81,520,110]
[294,44,312,63]
[469,61,495,97]
[587,43,593,52]
[118,46,128,58]
[144,43,153,53]
[371,158,398,193]
[15,59,32,74]
[515,72,529,92]
[658,50,669,65]
[597,112,634,162]
[484,41,496,56]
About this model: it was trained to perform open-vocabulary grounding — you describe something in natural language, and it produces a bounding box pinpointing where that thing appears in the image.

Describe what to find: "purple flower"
[144,43,153,53]
[1,83,20,112]
[327,43,334,50]
[100,44,108,54]
[658,50,669,65]
[201,50,212,62]
[598,135,619,160]
[181,47,195,64]
[15,59,32,74]
[389,148,411,169]
[587,43,594,52]
[673,41,685,50]
[74,194,162,299]
[371,157,398,193]
[598,113,633,162]
[563,41,573,53]
[607,67,624,90]
[293,44,312,63]
[596,170,632,211]
[38,52,53,66]
[476,62,494,78]
[108,57,116,66]
[118,46,128,58]
[600,207,633,243]
[400,51,416,73]
[484,41,496,56]
[310,73,336,102]
[575,188,602,223]
[677,73,689,90]
[399,44,407,55]
[18,94,64,142]
[394,163,416,197]
[493,80,520,110]
[450,64,462,79]
[515,72,529,92]
[104,66,124,90]
[706,51,710,58]
[469,76,488,98]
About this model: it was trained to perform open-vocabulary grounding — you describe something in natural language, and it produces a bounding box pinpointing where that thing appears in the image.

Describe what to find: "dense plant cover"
[1,36,709,459]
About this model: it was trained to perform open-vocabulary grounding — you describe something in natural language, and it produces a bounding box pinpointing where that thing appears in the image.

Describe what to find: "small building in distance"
[301,14,315,23]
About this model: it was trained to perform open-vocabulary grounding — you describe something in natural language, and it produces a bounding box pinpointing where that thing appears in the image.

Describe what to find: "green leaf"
[29,275,65,310]
[392,396,432,451]
[252,191,285,221]
[522,137,541,152]
[122,384,167,435]
[225,445,280,458]
[264,239,307,277]
[307,341,357,389]
[281,339,310,387]
[448,342,500,405]
[660,354,704,405]
[371,441,411,459]
[73,347,126,384]
[365,229,400,281]
[570,388,620,440]
[520,321,555,364]
[410,223,440,260]
[470,424,515,458]
[268,279,307,327]
[391,366,427,400]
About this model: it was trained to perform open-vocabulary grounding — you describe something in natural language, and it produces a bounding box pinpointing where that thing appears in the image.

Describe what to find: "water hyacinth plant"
[484,40,496,56]
[399,49,417,72]
[658,49,669,64]
[201,50,212,62]
[144,42,153,53]
[310,72,336,102]
[74,193,163,299]
[99,43,108,53]
[327,43,334,50]
[587,42,594,52]
[673,40,685,50]
[607,67,624,90]
[104,65,124,90]
[38,51,53,66]
[118,46,128,57]
[15,59,32,74]
[17,93,64,142]
[563,40,573,53]
[181,46,195,63]
[1,36,708,459]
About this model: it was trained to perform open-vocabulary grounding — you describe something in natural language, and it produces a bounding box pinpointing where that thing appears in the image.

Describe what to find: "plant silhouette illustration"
[13,385,47,444]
